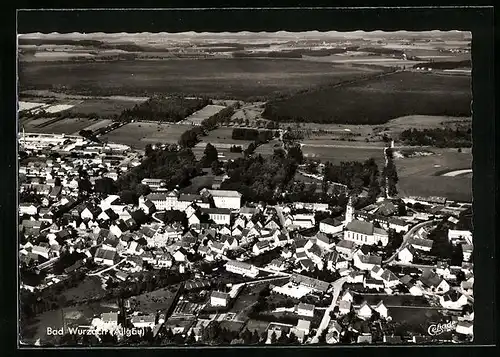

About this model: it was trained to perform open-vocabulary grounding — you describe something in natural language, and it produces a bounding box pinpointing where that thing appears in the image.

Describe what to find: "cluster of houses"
[18,134,474,344]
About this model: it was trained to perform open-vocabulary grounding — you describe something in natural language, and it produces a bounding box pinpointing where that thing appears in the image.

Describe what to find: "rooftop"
[346,220,374,236]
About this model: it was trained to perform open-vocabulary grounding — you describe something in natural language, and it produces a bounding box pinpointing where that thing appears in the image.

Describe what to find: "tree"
[397,202,407,216]
[94,177,117,195]
[135,183,151,197]
[119,190,138,204]
[202,143,219,167]
[186,330,196,344]
[318,328,328,344]
[78,178,92,193]
[211,160,222,175]
[145,144,154,157]
[287,145,303,164]
[270,331,278,344]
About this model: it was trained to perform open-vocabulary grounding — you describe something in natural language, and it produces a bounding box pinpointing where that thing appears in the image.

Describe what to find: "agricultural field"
[382,115,472,137]
[23,117,97,134]
[301,145,385,166]
[395,148,472,177]
[262,71,471,125]
[100,122,191,149]
[398,176,472,202]
[65,98,143,116]
[180,104,226,125]
[80,119,113,132]
[19,58,382,100]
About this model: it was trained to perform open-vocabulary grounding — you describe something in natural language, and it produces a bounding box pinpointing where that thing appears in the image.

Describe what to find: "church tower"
[345,195,354,225]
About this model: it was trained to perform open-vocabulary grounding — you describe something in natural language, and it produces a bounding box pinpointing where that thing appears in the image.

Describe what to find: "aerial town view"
[18,30,473,346]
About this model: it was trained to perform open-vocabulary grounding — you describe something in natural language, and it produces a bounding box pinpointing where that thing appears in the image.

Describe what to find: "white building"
[131,314,156,329]
[200,208,231,225]
[225,260,259,278]
[297,302,315,317]
[398,245,417,263]
[210,291,230,307]
[344,220,389,246]
[207,189,242,209]
[319,218,344,235]
[448,230,472,245]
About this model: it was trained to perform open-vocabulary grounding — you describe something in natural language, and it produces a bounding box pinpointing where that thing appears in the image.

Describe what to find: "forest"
[399,127,472,148]
[118,96,210,123]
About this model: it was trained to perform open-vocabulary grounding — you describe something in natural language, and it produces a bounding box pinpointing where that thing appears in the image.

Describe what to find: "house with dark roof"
[344,220,389,246]
[319,217,344,235]
[335,239,357,259]
[325,251,349,271]
[94,248,118,266]
[315,232,336,249]
[253,240,272,255]
[419,269,450,293]
[353,251,382,271]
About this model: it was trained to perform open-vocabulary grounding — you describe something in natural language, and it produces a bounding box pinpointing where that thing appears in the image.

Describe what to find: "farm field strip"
[19,59,384,99]
[100,122,192,149]
[78,119,114,133]
[179,104,227,125]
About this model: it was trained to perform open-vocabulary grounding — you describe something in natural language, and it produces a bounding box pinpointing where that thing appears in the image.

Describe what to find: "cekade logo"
[427,321,457,336]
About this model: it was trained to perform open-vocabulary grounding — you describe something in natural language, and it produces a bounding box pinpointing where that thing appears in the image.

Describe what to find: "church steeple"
[345,195,354,224]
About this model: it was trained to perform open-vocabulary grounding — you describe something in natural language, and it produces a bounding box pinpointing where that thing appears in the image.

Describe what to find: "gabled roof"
[336,239,356,250]
[358,254,382,265]
[346,220,374,236]
[297,302,315,311]
[308,243,323,258]
[419,270,443,287]
[211,291,230,299]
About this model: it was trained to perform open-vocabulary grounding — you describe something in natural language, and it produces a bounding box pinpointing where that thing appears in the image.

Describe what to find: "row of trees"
[232,128,276,142]
[178,106,235,148]
[382,148,399,197]
[399,127,472,148]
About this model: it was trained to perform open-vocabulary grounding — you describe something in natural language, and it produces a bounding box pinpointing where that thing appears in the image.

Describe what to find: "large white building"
[225,260,259,278]
[200,207,231,225]
[207,190,242,210]
[344,220,389,246]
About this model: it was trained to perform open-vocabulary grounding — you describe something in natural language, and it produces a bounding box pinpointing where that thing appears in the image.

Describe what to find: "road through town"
[383,220,436,264]
[309,276,348,344]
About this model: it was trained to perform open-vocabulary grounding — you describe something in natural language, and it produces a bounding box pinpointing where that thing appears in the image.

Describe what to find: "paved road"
[383,220,436,264]
[309,276,348,344]
[89,258,127,276]
[300,143,422,150]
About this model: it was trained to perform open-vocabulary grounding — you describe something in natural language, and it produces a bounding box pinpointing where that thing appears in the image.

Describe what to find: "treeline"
[231,47,359,59]
[358,47,405,56]
[178,106,235,148]
[220,150,300,203]
[232,51,302,59]
[118,96,210,123]
[413,60,472,70]
[400,127,472,148]
[18,38,147,52]
[232,128,276,142]
[323,158,381,198]
[261,70,471,125]
[115,146,200,192]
